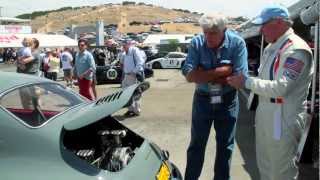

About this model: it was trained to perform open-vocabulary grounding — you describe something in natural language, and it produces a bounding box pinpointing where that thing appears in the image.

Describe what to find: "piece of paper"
[210,96,222,104]
[273,108,282,140]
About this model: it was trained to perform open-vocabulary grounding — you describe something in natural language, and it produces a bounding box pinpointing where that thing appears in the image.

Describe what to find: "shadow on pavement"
[113,115,127,121]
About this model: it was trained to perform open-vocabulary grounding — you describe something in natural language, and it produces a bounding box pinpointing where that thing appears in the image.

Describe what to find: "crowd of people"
[14,36,146,117]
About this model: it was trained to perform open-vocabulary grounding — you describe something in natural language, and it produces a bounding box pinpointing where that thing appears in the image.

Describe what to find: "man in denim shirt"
[182,14,248,180]
[74,39,96,100]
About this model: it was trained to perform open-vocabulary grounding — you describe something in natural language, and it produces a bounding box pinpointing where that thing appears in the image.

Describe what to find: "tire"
[152,62,162,69]
[106,68,118,80]
[170,163,183,180]
[180,61,185,69]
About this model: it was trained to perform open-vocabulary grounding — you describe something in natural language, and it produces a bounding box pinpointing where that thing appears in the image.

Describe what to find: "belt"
[195,89,236,97]
[195,90,210,97]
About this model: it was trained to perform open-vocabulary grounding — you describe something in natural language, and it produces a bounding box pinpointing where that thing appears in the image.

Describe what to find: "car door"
[161,54,171,68]
[175,54,186,68]
[166,53,177,68]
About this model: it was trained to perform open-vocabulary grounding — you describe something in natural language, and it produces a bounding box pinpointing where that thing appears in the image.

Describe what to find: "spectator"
[121,39,145,117]
[73,39,96,100]
[61,48,74,87]
[46,50,60,81]
[16,38,41,76]
[17,38,33,73]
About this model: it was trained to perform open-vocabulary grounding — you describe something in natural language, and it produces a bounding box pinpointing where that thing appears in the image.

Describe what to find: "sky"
[1,0,299,18]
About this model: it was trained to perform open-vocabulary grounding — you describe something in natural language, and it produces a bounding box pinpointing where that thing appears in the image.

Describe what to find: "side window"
[0,83,83,127]
[167,54,175,58]
[176,54,185,58]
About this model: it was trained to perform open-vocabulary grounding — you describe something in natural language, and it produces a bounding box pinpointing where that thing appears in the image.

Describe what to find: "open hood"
[62,82,149,130]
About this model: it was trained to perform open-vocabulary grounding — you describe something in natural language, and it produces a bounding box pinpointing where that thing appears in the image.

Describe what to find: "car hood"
[147,58,163,64]
[62,82,150,130]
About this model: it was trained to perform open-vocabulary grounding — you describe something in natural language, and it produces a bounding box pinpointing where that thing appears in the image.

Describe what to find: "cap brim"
[251,17,264,25]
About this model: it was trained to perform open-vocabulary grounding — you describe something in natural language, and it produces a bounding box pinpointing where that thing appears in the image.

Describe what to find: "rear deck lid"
[63,82,149,130]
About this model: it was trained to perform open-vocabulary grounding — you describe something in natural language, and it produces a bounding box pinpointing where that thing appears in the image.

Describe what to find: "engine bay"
[62,115,144,172]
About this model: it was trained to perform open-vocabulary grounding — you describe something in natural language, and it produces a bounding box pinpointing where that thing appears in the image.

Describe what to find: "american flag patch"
[283,57,304,73]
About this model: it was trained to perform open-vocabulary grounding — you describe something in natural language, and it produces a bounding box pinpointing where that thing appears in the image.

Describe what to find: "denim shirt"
[74,50,96,80]
[182,29,248,94]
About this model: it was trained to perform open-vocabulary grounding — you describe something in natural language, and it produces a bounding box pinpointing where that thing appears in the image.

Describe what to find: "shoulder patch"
[283,57,304,80]
[283,69,298,80]
[283,57,304,73]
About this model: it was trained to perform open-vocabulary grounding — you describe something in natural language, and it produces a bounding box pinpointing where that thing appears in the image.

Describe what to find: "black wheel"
[152,62,162,69]
[180,61,185,69]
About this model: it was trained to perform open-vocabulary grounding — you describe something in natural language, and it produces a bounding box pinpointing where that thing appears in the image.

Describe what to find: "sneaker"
[124,111,140,117]
[123,111,135,117]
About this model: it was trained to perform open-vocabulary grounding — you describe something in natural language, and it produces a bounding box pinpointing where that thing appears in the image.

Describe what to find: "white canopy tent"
[143,34,194,45]
[0,34,77,48]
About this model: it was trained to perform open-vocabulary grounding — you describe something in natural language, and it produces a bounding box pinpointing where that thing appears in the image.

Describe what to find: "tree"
[122,1,136,6]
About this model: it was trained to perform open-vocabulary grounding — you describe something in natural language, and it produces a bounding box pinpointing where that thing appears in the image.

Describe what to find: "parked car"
[96,60,154,84]
[0,72,182,180]
[139,46,159,62]
[150,25,162,32]
[145,52,187,69]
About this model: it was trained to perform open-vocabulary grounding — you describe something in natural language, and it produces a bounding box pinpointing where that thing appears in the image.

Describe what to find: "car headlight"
[156,163,170,180]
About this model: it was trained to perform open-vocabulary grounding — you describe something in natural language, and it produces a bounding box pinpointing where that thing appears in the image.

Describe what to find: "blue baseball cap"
[252,5,290,25]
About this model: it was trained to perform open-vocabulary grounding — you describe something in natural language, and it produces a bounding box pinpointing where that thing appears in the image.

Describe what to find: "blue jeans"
[185,90,239,180]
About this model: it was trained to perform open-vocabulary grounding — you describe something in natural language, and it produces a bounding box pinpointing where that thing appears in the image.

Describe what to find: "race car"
[0,72,182,180]
[145,52,187,69]
[95,60,154,84]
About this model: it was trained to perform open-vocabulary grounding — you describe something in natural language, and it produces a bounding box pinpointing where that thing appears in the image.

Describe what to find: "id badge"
[210,96,222,104]
[209,84,222,104]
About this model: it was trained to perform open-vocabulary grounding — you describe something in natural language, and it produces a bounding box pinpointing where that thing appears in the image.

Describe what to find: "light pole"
[0,6,3,17]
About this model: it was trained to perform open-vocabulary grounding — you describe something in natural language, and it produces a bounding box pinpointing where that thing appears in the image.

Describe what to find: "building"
[0,17,31,34]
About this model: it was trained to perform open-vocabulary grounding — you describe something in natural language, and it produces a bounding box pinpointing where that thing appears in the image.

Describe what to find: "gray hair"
[199,13,227,32]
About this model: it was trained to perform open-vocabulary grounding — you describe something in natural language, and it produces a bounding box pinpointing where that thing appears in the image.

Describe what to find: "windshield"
[0,83,85,128]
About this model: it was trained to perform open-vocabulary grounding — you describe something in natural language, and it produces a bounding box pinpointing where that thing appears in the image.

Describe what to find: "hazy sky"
[2,0,299,18]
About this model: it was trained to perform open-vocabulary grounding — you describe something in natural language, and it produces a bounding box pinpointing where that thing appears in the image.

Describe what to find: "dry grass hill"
[31,4,203,34]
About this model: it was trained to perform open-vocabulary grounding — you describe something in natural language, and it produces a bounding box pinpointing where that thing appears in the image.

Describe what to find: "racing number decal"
[106,69,118,80]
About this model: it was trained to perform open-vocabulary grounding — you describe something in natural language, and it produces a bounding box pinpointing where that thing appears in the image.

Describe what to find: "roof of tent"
[0,34,78,48]
[0,17,31,23]
[143,34,194,45]
[237,0,318,39]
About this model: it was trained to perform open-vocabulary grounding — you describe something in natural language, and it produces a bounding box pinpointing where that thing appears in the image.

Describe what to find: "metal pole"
[311,22,319,114]
[260,35,264,60]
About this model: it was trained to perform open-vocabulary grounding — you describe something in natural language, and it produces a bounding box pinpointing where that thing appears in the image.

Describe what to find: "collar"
[271,28,294,47]
[203,29,230,50]
[79,49,86,54]
[220,29,230,49]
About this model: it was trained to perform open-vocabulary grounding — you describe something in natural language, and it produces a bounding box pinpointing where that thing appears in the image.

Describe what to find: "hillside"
[30,4,203,34]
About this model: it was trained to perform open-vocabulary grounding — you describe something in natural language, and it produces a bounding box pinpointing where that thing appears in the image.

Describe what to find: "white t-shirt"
[60,51,73,70]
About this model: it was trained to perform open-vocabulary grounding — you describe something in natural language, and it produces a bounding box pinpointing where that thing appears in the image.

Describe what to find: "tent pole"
[311,22,319,114]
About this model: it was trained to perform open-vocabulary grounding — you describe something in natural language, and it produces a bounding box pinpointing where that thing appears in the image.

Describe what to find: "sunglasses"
[79,43,86,47]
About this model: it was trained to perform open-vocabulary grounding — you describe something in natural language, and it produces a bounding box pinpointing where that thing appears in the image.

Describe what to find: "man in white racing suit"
[227,5,313,180]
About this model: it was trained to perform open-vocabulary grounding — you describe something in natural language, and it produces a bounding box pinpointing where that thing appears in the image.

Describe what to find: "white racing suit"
[245,28,313,180]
